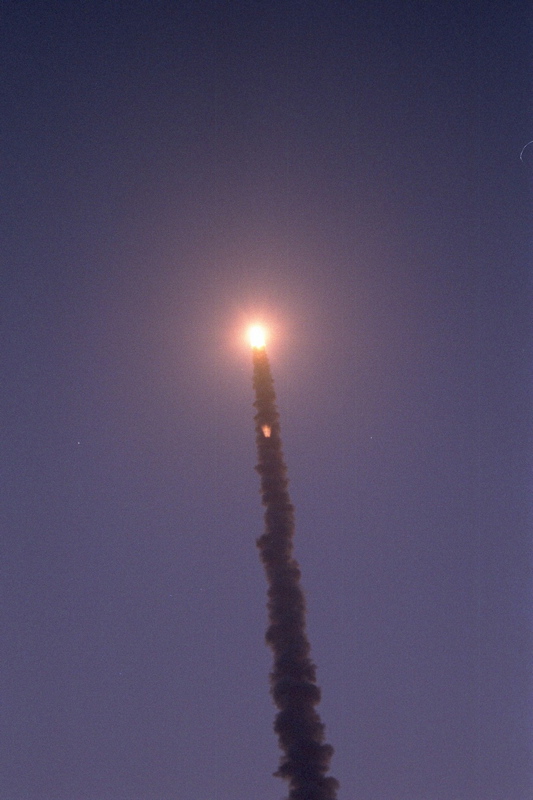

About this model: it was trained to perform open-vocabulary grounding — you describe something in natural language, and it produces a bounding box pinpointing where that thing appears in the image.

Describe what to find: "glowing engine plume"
[249,325,267,349]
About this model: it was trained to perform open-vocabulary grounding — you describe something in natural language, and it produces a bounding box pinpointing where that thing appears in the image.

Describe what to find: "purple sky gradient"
[2,2,532,799]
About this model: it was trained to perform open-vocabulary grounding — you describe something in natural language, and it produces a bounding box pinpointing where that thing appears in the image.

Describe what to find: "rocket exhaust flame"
[252,346,339,800]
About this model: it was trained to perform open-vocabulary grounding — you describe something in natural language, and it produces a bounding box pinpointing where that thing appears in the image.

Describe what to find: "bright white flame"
[248,325,266,349]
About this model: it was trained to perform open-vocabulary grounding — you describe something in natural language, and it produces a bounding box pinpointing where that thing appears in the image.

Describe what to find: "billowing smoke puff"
[252,346,339,800]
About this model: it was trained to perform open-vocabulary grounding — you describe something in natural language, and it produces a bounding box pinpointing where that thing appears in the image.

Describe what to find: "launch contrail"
[251,334,339,800]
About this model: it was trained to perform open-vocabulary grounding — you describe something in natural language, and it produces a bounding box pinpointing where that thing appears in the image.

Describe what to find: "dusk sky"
[2,3,532,799]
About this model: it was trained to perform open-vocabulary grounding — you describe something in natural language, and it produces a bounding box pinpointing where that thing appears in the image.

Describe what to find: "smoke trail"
[252,345,339,800]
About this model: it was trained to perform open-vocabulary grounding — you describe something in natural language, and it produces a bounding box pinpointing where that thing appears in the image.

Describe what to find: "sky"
[2,2,532,799]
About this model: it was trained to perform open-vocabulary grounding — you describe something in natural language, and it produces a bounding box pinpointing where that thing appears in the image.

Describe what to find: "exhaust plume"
[252,345,339,800]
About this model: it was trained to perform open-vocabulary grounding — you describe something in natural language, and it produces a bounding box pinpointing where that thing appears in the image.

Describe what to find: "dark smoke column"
[251,334,339,800]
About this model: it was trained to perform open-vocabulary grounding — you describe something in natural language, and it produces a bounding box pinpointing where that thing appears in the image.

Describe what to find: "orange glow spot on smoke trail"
[249,325,266,349]
[261,425,271,437]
